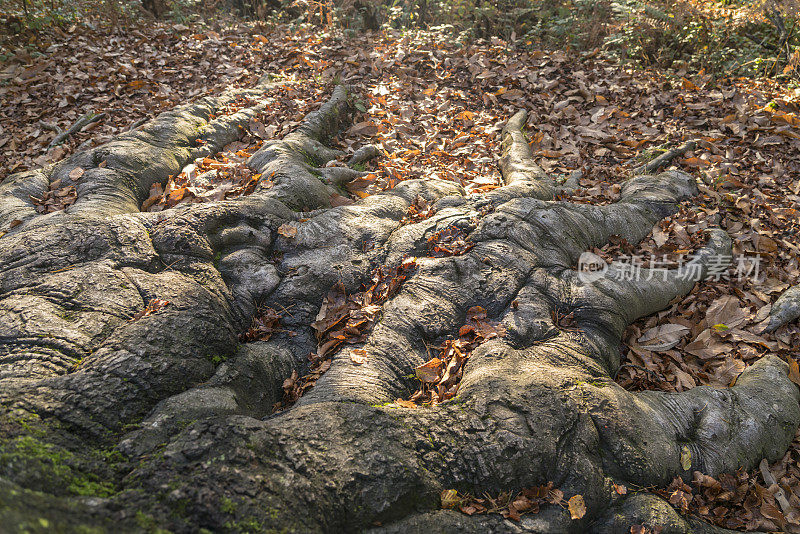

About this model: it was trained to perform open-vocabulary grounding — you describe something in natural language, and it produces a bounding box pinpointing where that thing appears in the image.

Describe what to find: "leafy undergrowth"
[2,17,800,531]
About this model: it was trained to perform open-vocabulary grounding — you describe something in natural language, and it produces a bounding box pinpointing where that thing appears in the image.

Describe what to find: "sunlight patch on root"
[246,84,357,211]
[498,110,555,200]
[0,79,287,229]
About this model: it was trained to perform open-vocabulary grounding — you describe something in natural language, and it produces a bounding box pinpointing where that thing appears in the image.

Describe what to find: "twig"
[39,120,63,135]
[759,458,792,515]
[128,117,149,131]
[47,112,106,150]
[633,140,696,175]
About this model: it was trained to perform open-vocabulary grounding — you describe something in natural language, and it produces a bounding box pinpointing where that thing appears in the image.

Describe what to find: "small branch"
[47,112,106,150]
[127,117,149,131]
[633,140,696,175]
[759,458,792,515]
[39,120,63,135]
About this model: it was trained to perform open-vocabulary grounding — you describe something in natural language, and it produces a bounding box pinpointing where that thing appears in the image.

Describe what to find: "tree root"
[46,111,106,150]
[633,140,697,175]
[766,284,800,332]
[0,84,797,534]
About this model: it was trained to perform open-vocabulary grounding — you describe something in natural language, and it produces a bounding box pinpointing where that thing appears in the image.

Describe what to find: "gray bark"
[0,82,797,534]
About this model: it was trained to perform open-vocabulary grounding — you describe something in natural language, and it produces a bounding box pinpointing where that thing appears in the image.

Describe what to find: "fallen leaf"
[788,358,800,388]
[567,494,586,520]
[637,324,689,351]
[680,445,692,471]
[68,167,84,181]
[415,357,443,383]
[277,223,298,238]
[441,489,460,509]
[350,349,368,365]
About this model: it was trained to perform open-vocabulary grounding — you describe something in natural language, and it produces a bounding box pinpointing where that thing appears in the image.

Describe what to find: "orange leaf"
[168,187,187,202]
[395,398,417,409]
[682,157,711,167]
[415,357,443,383]
[567,494,586,520]
[277,224,298,238]
[788,358,800,388]
[350,349,368,365]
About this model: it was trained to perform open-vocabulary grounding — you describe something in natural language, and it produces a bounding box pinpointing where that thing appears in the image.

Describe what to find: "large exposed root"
[766,284,800,332]
[0,84,797,533]
[0,76,283,227]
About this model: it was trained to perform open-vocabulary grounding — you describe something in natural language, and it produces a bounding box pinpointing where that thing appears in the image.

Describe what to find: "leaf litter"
[3,20,800,531]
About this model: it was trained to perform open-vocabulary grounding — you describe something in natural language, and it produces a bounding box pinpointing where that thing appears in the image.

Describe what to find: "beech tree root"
[0,84,798,534]
[766,284,800,333]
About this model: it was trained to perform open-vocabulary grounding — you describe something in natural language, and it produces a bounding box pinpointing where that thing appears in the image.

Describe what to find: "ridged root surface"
[0,87,798,534]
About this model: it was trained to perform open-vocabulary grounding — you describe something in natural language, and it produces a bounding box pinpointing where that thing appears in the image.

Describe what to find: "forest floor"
[1,18,799,531]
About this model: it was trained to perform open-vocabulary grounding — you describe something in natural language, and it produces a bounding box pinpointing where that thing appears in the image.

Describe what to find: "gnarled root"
[0,84,797,534]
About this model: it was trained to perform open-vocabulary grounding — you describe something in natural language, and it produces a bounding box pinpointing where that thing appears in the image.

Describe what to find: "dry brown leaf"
[415,357,443,383]
[68,167,84,181]
[441,489,460,509]
[277,223,298,238]
[788,358,800,388]
[637,324,689,351]
[350,349,368,365]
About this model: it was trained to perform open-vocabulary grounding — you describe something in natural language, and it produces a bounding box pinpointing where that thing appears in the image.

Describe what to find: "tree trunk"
[142,0,168,18]
[0,79,798,533]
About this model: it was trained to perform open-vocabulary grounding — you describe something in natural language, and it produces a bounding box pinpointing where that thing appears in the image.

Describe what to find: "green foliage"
[220,496,237,514]
[0,0,138,50]
[602,0,800,78]
[4,2,79,32]
[223,517,265,532]
[522,0,614,49]
[166,0,206,24]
